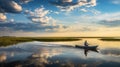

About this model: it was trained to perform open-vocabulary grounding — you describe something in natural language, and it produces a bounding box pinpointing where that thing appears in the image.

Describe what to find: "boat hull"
[75,45,98,49]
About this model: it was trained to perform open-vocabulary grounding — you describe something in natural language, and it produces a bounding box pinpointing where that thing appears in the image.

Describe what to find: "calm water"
[0,38,120,67]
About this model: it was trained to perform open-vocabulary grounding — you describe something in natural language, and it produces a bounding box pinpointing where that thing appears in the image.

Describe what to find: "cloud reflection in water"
[0,41,120,67]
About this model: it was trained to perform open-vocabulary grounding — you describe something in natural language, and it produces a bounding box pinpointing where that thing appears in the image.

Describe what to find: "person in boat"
[84,40,89,46]
[75,40,99,56]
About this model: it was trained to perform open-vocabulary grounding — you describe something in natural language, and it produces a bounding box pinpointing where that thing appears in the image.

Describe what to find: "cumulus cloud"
[0,0,22,13]
[49,0,97,12]
[0,13,7,21]
[25,8,48,23]
[0,0,32,21]
[0,0,23,21]
[0,4,68,34]
[90,0,96,6]
[24,7,68,32]
[25,7,51,24]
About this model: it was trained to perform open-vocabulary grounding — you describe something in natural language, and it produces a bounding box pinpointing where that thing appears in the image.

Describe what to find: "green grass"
[100,38,120,41]
[0,37,81,46]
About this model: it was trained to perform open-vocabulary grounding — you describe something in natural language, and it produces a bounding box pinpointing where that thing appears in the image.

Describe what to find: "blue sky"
[0,0,120,37]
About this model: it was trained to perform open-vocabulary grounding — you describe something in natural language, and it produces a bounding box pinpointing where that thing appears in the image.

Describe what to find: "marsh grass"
[0,37,81,46]
[100,38,120,41]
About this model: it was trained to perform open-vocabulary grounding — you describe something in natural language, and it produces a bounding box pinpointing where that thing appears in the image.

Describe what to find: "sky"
[0,0,120,37]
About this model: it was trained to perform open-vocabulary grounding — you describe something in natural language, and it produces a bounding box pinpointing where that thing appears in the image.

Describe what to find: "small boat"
[75,40,98,49]
[75,40,99,56]
[75,45,98,49]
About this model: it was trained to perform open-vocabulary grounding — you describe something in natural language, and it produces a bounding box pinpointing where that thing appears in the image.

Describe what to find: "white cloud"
[0,0,23,21]
[24,7,68,32]
[34,8,49,17]
[0,13,7,21]
[26,7,53,24]
[0,0,22,13]
[20,0,32,4]
[50,0,97,12]
[52,24,68,32]
[11,1,22,12]
[54,11,60,14]
[0,0,32,21]
[62,0,73,3]
[90,9,101,15]
[80,8,87,12]
[9,19,14,22]
[90,0,97,6]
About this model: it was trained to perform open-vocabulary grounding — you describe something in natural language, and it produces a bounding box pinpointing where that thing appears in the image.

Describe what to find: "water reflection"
[0,39,120,67]
[0,53,6,62]
[75,40,99,56]
[83,48,99,56]
[101,48,120,56]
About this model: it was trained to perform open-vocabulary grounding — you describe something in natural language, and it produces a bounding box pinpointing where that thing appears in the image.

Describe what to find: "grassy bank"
[0,37,81,46]
[100,38,120,41]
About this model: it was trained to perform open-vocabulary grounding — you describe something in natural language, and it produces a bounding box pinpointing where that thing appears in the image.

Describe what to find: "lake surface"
[0,38,120,67]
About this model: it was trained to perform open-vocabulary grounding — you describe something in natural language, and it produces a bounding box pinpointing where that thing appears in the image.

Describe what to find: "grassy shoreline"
[0,36,120,46]
[0,37,81,46]
[100,38,120,41]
